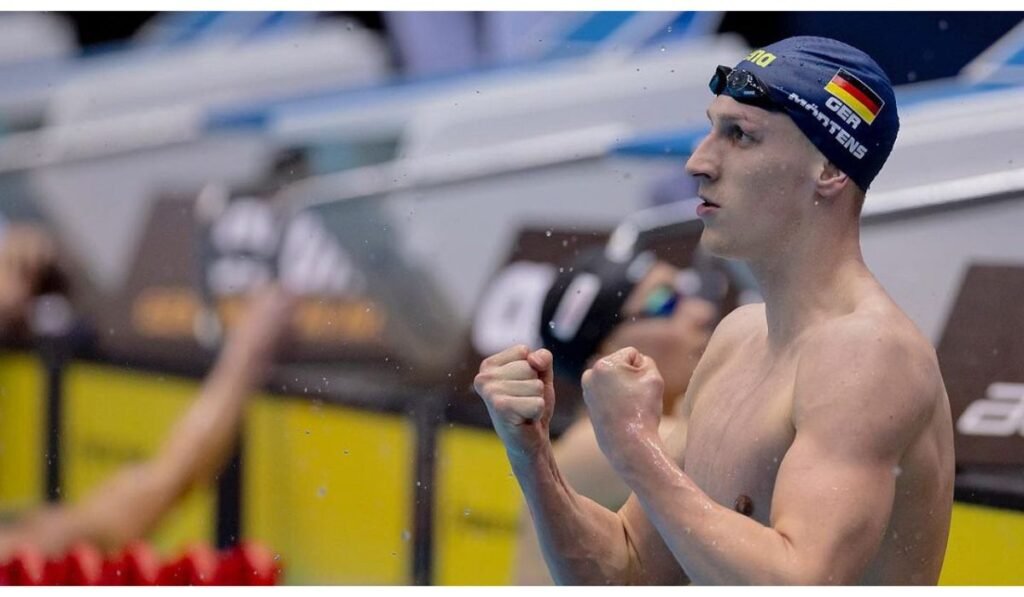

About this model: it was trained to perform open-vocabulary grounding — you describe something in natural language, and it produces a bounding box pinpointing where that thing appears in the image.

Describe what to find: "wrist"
[505,433,551,470]
[607,425,669,481]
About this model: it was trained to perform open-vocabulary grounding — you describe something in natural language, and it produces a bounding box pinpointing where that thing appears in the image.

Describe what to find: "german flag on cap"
[824,68,884,125]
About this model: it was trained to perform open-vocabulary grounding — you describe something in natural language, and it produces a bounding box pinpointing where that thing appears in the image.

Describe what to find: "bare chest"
[683,350,798,525]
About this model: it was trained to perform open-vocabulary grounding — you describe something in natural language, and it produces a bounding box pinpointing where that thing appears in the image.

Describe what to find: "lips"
[696,201,719,217]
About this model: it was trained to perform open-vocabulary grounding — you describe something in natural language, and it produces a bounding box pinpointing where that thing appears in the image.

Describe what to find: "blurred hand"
[604,293,716,407]
[474,345,557,462]
[581,346,665,472]
[220,284,297,373]
[0,224,57,288]
[0,224,58,332]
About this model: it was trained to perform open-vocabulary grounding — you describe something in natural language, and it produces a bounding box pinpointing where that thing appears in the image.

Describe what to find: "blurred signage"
[938,264,1024,467]
[89,192,396,371]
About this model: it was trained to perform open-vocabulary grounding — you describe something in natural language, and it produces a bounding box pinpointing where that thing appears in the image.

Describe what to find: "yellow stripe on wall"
[940,501,1024,585]
[0,353,45,512]
[62,363,215,555]
[433,425,522,585]
[244,397,414,585]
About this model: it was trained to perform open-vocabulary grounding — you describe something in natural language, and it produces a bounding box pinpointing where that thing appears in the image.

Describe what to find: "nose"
[685,132,719,183]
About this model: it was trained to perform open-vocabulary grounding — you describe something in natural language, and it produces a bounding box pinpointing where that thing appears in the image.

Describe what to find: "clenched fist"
[581,346,665,471]
[474,345,556,462]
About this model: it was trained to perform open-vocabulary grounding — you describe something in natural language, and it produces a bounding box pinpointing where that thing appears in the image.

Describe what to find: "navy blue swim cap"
[715,36,899,191]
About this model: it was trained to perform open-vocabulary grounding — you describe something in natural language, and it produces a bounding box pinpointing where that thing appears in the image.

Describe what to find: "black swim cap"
[539,248,656,382]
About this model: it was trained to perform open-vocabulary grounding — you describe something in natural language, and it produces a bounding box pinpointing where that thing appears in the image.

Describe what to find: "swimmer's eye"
[730,125,755,143]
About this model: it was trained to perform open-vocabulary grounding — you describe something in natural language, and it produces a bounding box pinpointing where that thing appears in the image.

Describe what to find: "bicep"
[769,420,898,583]
[767,322,936,583]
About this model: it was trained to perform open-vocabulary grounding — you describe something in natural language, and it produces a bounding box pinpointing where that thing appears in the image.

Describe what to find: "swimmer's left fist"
[581,346,664,471]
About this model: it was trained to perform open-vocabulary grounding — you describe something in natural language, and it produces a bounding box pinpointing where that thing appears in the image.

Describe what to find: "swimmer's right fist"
[474,345,556,460]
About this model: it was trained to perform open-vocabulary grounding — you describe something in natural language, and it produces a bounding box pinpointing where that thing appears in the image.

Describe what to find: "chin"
[699,228,741,259]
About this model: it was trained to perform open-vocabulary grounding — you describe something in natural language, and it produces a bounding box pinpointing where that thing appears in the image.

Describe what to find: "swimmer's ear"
[815,161,852,200]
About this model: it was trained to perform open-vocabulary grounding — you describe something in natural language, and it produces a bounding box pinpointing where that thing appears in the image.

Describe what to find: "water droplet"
[274,553,281,561]
[545,230,552,237]
[317,486,327,498]
[402,530,411,541]
[938,20,948,31]
[463,507,472,517]
[548,321,555,329]
[660,45,666,52]
[667,26,673,33]
[343,449,350,455]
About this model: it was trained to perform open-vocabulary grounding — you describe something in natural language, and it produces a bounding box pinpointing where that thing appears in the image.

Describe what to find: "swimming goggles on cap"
[709,65,780,112]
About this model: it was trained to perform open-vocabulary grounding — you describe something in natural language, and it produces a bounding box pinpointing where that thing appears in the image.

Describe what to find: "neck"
[745,213,872,349]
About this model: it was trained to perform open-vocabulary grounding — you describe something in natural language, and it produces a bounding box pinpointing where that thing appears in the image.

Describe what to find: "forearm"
[508,443,638,585]
[622,439,808,585]
[154,347,263,486]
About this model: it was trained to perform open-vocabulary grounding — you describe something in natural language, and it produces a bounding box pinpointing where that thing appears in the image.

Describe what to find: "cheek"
[758,160,806,202]
[621,326,682,360]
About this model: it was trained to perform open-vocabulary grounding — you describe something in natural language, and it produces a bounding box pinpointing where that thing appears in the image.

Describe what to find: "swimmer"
[475,37,955,585]
[0,285,295,561]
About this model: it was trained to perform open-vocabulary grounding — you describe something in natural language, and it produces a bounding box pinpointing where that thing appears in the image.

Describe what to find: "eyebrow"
[706,108,763,128]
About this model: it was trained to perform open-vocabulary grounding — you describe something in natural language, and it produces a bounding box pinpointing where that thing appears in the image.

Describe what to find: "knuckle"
[492,395,513,413]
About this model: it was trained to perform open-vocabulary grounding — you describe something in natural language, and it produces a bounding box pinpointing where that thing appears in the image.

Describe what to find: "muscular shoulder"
[705,302,766,357]
[793,311,940,457]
